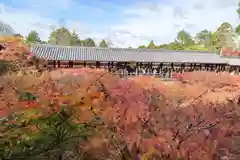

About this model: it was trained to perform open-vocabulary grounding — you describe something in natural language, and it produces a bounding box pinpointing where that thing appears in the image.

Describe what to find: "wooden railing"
[111,72,177,80]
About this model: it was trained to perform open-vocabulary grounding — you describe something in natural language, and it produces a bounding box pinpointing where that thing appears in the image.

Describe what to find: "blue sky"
[0,0,239,47]
[2,0,126,30]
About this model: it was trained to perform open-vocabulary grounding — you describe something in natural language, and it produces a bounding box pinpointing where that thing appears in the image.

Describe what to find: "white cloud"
[0,1,109,45]
[0,4,56,40]
[109,0,240,47]
[0,0,239,48]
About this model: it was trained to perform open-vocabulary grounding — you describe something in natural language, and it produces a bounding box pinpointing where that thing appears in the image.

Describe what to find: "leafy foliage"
[99,40,108,48]
[0,60,13,76]
[70,31,81,46]
[48,27,72,45]
[138,45,146,49]
[147,40,155,49]
[235,25,240,35]
[1,68,240,160]
[0,36,46,75]
[237,1,240,19]
[1,4,240,159]
[176,30,194,45]
[221,47,240,56]
[25,31,41,44]
[81,38,96,47]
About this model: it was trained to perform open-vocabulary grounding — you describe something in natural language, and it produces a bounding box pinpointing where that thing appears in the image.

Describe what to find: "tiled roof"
[30,44,134,62]
[30,44,235,64]
[221,57,240,66]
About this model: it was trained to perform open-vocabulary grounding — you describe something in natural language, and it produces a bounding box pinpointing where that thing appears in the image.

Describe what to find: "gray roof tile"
[222,57,240,66]
[30,44,232,64]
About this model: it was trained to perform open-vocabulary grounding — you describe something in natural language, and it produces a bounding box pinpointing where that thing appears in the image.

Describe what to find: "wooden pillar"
[204,64,208,71]
[68,61,73,68]
[159,63,163,75]
[53,61,56,68]
[171,63,174,71]
[193,63,196,71]
[210,64,213,71]
[136,62,139,76]
[96,61,100,69]
[57,61,60,68]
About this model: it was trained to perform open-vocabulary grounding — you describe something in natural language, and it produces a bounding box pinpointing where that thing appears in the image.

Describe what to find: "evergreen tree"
[26,31,41,43]
[99,40,108,48]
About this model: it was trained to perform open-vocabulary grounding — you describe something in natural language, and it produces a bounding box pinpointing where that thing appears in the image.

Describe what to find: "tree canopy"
[70,30,81,46]
[99,40,108,48]
[235,25,240,35]
[176,30,194,45]
[138,45,146,49]
[11,22,240,52]
[26,31,41,43]
[82,38,96,47]
[147,40,155,49]
[48,27,72,45]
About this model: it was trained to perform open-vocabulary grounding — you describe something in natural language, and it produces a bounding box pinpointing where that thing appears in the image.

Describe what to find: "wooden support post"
[53,61,56,68]
[96,61,100,69]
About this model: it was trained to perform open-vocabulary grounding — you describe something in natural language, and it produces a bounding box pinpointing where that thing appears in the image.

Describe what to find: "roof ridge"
[30,43,129,50]
[30,43,216,54]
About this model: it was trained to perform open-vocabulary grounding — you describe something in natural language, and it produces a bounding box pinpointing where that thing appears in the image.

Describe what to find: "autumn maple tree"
[1,37,240,160]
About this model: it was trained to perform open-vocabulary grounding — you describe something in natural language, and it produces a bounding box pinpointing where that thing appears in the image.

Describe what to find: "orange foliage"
[0,36,30,61]
[1,69,240,159]
[0,36,46,71]
[221,47,240,56]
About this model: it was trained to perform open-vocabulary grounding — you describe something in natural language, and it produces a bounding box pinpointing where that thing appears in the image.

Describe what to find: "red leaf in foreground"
[0,108,9,117]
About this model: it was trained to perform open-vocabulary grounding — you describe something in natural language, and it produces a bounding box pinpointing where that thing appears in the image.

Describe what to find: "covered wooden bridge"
[30,44,240,78]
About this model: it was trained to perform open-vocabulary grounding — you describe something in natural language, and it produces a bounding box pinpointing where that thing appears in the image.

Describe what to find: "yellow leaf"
[141,148,156,160]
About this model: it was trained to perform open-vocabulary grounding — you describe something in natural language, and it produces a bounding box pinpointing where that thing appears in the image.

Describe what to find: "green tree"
[185,45,210,51]
[158,44,169,49]
[176,30,194,45]
[168,42,185,50]
[99,40,108,48]
[70,30,81,46]
[195,29,213,49]
[147,40,155,49]
[232,2,240,50]
[48,27,71,45]
[82,38,96,47]
[235,25,240,35]
[215,22,235,50]
[26,31,41,43]
[237,2,240,18]
[138,45,146,49]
